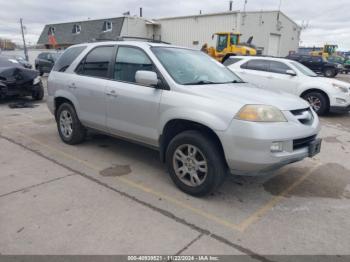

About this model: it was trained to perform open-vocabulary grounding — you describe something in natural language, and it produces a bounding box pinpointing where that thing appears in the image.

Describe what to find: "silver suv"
[47,41,321,196]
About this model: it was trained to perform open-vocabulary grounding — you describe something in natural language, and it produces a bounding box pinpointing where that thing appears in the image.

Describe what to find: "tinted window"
[223,57,242,66]
[76,46,114,78]
[311,57,322,63]
[114,46,155,83]
[241,60,269,71]
[269,61,291,74]
[38,53,48,59]
[53,46,86,72]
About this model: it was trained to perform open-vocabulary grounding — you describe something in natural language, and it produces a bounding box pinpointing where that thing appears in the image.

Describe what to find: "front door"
[106,46,162,146]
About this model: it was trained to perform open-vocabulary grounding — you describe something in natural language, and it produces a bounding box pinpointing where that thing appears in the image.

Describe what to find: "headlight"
[33,76,41,85]
[235,105,287,122]
[332,83,349,93]
[337,64,342,69]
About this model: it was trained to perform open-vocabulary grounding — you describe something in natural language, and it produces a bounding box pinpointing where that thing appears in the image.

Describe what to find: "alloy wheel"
[173,144,208,187]
[59,110,73,138]
[307,96,322,112]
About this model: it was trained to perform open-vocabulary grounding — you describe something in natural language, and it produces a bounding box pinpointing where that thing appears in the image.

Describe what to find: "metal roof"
[37,17,125,45]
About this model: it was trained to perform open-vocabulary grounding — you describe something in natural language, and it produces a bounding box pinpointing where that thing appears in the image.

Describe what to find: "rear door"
[105,46,162,146]
[72,45,116,130]
[236,59,271,88]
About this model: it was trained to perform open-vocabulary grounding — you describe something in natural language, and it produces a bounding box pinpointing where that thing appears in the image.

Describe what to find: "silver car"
[47,41,321,196]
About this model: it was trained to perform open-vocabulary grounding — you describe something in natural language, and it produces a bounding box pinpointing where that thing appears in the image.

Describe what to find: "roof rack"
[89,36,171,44]
[120,36,171,44]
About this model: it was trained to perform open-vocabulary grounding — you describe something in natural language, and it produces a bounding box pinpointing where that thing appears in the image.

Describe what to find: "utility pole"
[20,18,29,61]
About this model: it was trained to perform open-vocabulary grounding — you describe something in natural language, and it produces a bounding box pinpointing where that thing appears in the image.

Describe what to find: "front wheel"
[166,130,226,196]
[302,92,329,115]
[32,84,44,100]
[56,103,86,145]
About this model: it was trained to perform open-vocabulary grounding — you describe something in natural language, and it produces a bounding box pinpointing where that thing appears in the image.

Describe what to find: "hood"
[182,83,309,111]
[313,77,350,87]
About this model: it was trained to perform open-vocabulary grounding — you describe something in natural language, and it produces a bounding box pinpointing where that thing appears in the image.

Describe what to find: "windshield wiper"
[183,80,216,85]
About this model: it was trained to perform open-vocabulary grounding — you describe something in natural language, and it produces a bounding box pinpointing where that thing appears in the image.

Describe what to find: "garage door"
[268,34,281,56]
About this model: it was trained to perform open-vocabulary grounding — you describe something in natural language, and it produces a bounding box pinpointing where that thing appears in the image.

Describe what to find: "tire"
[324,68,336,78]
[39,71,44,76]
[302,91,329,116]
[56,103,86,145]
[165,130,226,196]
[32,84,44,101]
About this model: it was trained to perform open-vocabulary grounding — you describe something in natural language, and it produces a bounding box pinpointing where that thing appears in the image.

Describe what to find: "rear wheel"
[166,130,226,196]
[56,103,86,145]
[302,91,329,115]
[324,68,336,78]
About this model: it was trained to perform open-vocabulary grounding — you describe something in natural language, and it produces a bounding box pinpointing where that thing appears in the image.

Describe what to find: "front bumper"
[329,92,350,112]
[217,110,321,176]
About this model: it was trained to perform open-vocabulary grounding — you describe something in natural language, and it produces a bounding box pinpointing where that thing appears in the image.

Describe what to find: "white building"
[38,10,301,57]
[154,11,301,57]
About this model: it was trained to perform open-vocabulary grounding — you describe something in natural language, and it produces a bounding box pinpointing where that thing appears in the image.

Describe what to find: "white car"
[225,56,350,115]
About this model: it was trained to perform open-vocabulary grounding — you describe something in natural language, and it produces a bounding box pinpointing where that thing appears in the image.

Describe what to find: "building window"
[102,21,112,32]
[72,24,81,34]
[48,27,55,35]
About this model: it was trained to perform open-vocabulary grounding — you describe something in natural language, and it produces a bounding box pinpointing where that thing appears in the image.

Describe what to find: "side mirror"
[135,71,159,87]
[286,70,297,76]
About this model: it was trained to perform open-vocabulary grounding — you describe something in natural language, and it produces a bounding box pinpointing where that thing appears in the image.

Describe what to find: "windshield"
[152,47,243,85]
[290,61,317,77]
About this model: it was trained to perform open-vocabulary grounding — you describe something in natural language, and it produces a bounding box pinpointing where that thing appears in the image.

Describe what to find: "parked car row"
[225,56,350,115]
[47,41,322,196]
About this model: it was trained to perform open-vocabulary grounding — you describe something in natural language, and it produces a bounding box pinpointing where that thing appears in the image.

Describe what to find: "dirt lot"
[0,75,350,259]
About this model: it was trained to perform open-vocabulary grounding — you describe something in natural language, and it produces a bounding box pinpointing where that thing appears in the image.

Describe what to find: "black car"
[0,56,44,100]
[286,54,341,78]
[35,52,60,76]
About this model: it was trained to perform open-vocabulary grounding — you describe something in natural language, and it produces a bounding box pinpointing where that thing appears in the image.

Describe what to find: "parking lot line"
[3,124,320,232]
[237,163,322,231]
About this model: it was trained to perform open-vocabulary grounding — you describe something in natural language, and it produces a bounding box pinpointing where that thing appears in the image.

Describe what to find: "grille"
[290,108,314,125]
[293,135,316,150]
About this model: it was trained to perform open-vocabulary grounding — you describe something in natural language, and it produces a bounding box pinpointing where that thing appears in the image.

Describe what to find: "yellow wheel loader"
[310,44,338,59]
[203,32,257,63]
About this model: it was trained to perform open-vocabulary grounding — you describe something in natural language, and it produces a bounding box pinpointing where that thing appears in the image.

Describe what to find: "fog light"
[336,98,346,104]
[271,142,283,152]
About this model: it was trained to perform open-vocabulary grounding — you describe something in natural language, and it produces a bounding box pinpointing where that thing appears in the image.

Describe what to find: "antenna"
[229,1,233,11]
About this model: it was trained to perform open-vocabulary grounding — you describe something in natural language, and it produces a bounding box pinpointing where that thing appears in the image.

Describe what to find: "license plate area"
[309,138,322,157]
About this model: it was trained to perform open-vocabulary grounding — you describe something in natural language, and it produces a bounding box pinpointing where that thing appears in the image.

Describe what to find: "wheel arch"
[159,119,227,168]
[300,88,330,108]
[54,92,80,119]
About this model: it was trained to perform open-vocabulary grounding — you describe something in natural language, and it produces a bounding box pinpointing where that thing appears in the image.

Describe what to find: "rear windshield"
[223,57,243,66]
[52,46,86,72]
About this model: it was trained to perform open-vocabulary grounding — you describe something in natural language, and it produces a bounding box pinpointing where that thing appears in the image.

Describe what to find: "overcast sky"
[0,0,349,50]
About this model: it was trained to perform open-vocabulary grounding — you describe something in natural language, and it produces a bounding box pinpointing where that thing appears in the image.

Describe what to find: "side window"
[269,61,292,74]
[223,57,242,66]
[217,35,228,52]
[312,57,322,63]
[114,46,155,84]
[76,46,114,78]
[241,60,269,71]
[53,46,86,72]
[38,53,46,59]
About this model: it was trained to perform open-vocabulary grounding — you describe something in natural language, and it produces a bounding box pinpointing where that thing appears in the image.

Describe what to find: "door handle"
[106,90,118,97]
[68,83,76,89]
